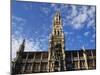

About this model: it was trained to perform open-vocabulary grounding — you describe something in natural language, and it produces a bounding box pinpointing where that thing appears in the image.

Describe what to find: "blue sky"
[12,1,96,59]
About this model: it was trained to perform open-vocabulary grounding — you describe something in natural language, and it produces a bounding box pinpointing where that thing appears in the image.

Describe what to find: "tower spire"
[15,39,25,62]
[18,39,25,52]
[53,11,63,36]
[54,10,61,26]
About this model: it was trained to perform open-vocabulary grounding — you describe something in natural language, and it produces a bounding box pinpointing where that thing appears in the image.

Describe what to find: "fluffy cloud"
[70,5,78,17]
[12,33,49,60]
[12,34,47,60]
[42,7,51,16]
[12,16,48,60]
[12,16,26,38]
[12,4,96,60]
[23,3,33,10]
[71,13,87,29]
[41,3,96,30]
[12,36,23,60]
[64,5,95,30]
[84,31,89,36]
[92,34,95,38]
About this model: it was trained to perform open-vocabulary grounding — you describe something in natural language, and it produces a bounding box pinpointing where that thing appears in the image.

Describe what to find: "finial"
[55,10,60,16]
[23,39,25,44]
[18,39,25,53]
[82,45,85,52]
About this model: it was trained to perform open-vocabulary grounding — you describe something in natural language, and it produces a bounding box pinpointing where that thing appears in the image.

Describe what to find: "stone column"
[77,51,80,69]
[40,53,43,71]
[71,52,73,64]
[22,53,29,73]
[83,50,88,69]
[91,50,95,67]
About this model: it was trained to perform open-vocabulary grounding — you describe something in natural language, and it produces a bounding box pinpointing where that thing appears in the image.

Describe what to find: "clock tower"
[48,11,66,72]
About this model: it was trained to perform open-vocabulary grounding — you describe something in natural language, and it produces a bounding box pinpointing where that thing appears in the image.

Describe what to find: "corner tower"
[48,11,66,72]
[15,39,25,62]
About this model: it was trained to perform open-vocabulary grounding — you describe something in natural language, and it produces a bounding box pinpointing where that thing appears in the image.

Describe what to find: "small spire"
[54,10,61,24]
[55,10,60,17]
[55,10,61,19]
[22,39,25,45]
[82,45,86,52]
[18,39,25,52]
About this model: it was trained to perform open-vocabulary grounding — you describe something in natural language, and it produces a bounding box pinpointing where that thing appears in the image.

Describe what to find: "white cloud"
[69,5,88,29]
[65,32,73,35]
[12,16,26,37]
[87,6,95,18]
[12,16,26,60]
[70,5,78,17]
[12,36,23,60]
[12,16,46,60]
[84,31,89,36]
[23,4,33,10]
[11,4,96,60]
[41,4,95,30]
[12,16,26,23]
[87,19,95,28]
[51,3,56,7]
[42,7,50,16]
[90,39,94,43]
[50,3,58,10]
[71,13,87,29]
[92,34,95,38]
[12,34,45,60]
[25,39,42,51]
[50,3,68,13]
[64,32,68,35]
[63,5,95,30]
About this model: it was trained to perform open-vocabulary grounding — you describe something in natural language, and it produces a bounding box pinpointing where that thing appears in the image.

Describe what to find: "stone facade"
[12,50,96,74]
[12,11,96,74]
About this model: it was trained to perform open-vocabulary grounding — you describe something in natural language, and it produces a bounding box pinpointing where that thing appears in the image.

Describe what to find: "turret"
[18,39,25,53]
[48,11,66,72]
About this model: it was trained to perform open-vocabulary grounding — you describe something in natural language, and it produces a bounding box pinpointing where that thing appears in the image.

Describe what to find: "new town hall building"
[12,11,96,74]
